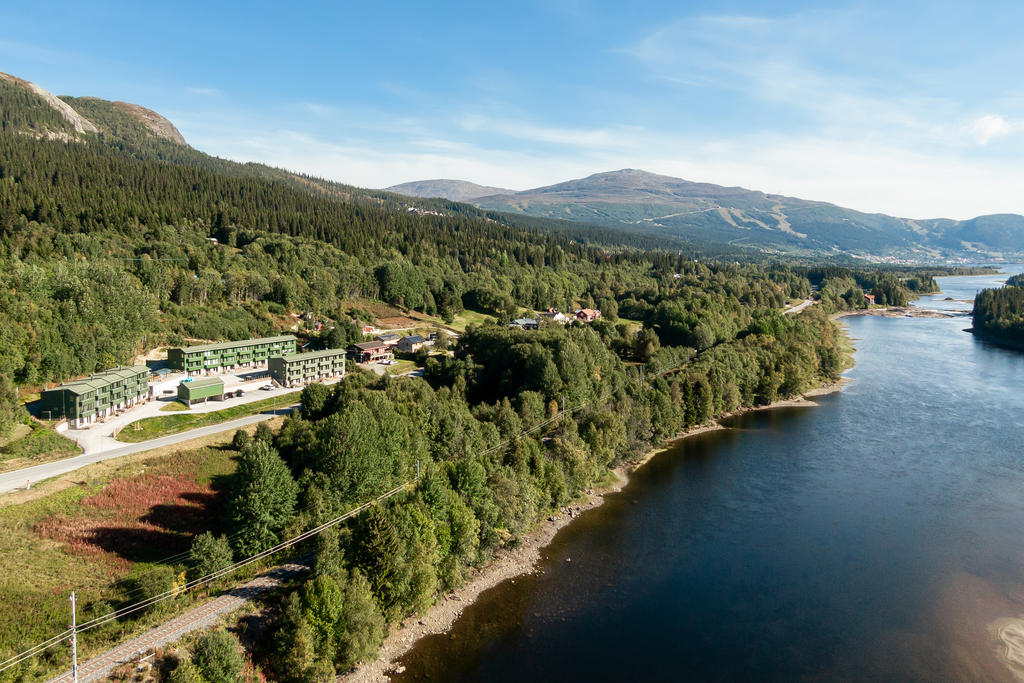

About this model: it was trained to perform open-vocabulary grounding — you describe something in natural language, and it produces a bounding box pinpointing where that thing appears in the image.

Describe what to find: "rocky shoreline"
[341,378,850,682]
[835,306,969,320]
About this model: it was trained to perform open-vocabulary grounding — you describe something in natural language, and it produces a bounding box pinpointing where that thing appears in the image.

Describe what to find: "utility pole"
[70,591,78,682]
[561,394,565,417]
[416,460,421,482]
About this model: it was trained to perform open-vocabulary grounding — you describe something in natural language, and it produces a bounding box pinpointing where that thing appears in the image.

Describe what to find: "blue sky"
[2,0,1023,218]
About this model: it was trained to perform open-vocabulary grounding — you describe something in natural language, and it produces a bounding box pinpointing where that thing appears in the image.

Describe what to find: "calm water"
[396,270,1024,682]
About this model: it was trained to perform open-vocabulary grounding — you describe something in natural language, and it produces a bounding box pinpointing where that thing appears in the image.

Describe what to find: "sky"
[2,0,1023,219]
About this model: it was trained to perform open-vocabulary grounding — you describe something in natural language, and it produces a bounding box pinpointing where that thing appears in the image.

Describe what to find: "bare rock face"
[111,101,188,146]
[0,71,98,135]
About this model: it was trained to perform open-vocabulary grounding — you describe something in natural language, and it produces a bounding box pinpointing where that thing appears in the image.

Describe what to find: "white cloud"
[172,8,1024,222]
[184,117,1024,220]
[971,115,1011,144]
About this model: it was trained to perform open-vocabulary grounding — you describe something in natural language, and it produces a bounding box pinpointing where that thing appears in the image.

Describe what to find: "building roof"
[279,348,348,362]
[174,335,296,354]
[352,341,388,351]
[511,318,537,326]
[58,378,109,395]
[401,334,427,343]
[48,366,150,395]
[181,377,224,390]
[374,333,401,341]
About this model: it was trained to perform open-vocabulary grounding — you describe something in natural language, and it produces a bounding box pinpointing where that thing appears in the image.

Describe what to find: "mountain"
[384,179,515,202]
[391,169,1024,261]
[0,71,188,145]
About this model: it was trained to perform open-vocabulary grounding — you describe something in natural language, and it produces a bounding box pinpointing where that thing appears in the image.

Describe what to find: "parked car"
[261,384,274,391]
[182,377,193,383]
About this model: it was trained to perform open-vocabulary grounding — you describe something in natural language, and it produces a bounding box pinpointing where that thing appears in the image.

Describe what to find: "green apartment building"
[167,335,297,375]
[177,377,225,405]
[40,365,151,428]
[268,348,347,388]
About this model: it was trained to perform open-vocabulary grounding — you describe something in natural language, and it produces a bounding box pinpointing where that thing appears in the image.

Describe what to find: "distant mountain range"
[385,179,514,203]
[386,169,1024,261]
[5,67,1020,262]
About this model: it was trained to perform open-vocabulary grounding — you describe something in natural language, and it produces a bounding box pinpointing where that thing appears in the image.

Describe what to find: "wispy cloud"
[171,6,1024,221]
[304,102,334,116]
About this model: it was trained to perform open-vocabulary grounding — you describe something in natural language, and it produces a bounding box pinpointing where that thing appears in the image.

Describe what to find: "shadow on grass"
[91,474,233,565]
[87,525,191,564]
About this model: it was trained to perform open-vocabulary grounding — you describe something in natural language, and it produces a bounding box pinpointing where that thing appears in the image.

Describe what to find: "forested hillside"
[457,169,1024,259]
[0,73,980,679]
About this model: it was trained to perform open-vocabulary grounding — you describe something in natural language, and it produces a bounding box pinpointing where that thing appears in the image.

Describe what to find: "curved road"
[783,298,817,315]
[0,408,294,495]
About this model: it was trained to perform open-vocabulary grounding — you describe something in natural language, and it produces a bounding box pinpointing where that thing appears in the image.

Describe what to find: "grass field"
[159,400,190,412]
[0,445,238,676]
[445,308,492,332]
[0,424,82,474]
[115,392,301,443]
[385,359,419,375]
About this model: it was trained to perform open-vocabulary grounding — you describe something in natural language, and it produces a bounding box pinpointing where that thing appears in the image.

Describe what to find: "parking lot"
[65,368,340,456]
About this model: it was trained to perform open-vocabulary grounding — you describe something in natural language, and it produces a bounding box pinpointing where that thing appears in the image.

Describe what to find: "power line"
[0,482,411,675]
[0,387,614,674]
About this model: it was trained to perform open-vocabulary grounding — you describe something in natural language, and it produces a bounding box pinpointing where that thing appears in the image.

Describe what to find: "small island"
[972,274,1024,349]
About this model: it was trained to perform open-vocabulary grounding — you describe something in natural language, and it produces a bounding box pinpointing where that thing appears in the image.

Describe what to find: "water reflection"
[395,272,1024,682]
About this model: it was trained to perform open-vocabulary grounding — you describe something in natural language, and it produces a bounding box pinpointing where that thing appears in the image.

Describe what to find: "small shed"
[177,377,225,405]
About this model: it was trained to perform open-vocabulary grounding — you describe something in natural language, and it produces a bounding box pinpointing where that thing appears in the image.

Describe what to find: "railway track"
[46,559,310,683]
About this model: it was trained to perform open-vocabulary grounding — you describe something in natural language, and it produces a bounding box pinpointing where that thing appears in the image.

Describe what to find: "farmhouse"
[167,335,297,375]
[40,365,150,428]
[269,348,347,388]
[349,341,394,363]
[374,333,401,346]
[540,311,569,324]
[509,318,539,330]
[397,334,428,353]
[575,308,601,322]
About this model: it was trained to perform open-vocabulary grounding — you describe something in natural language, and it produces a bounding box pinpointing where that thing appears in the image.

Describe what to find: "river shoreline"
[834,306,968,320]
[342,377,850,683]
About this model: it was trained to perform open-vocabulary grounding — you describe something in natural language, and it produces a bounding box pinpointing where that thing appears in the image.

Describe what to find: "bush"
[192,629,244,682]
[231,429,252,451]
[167,661,208,683]
[254,422,274,444]
[134,565,176,606]
[188,532,234,582]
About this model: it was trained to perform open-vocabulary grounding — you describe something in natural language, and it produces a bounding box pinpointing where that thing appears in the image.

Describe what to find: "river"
[394,269,1024,682]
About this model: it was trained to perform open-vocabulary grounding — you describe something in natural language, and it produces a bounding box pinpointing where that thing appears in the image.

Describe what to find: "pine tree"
[227,440,298,556]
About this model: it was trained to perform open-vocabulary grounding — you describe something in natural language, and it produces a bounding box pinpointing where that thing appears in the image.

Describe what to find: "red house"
[575,308,601,322]
[864,293,876,306]
[349,341,394,363]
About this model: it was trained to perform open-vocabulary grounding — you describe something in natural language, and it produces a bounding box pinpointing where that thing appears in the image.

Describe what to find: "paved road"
[45,559,310,683]
[0,409,294,495]
[783,298,817,315]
